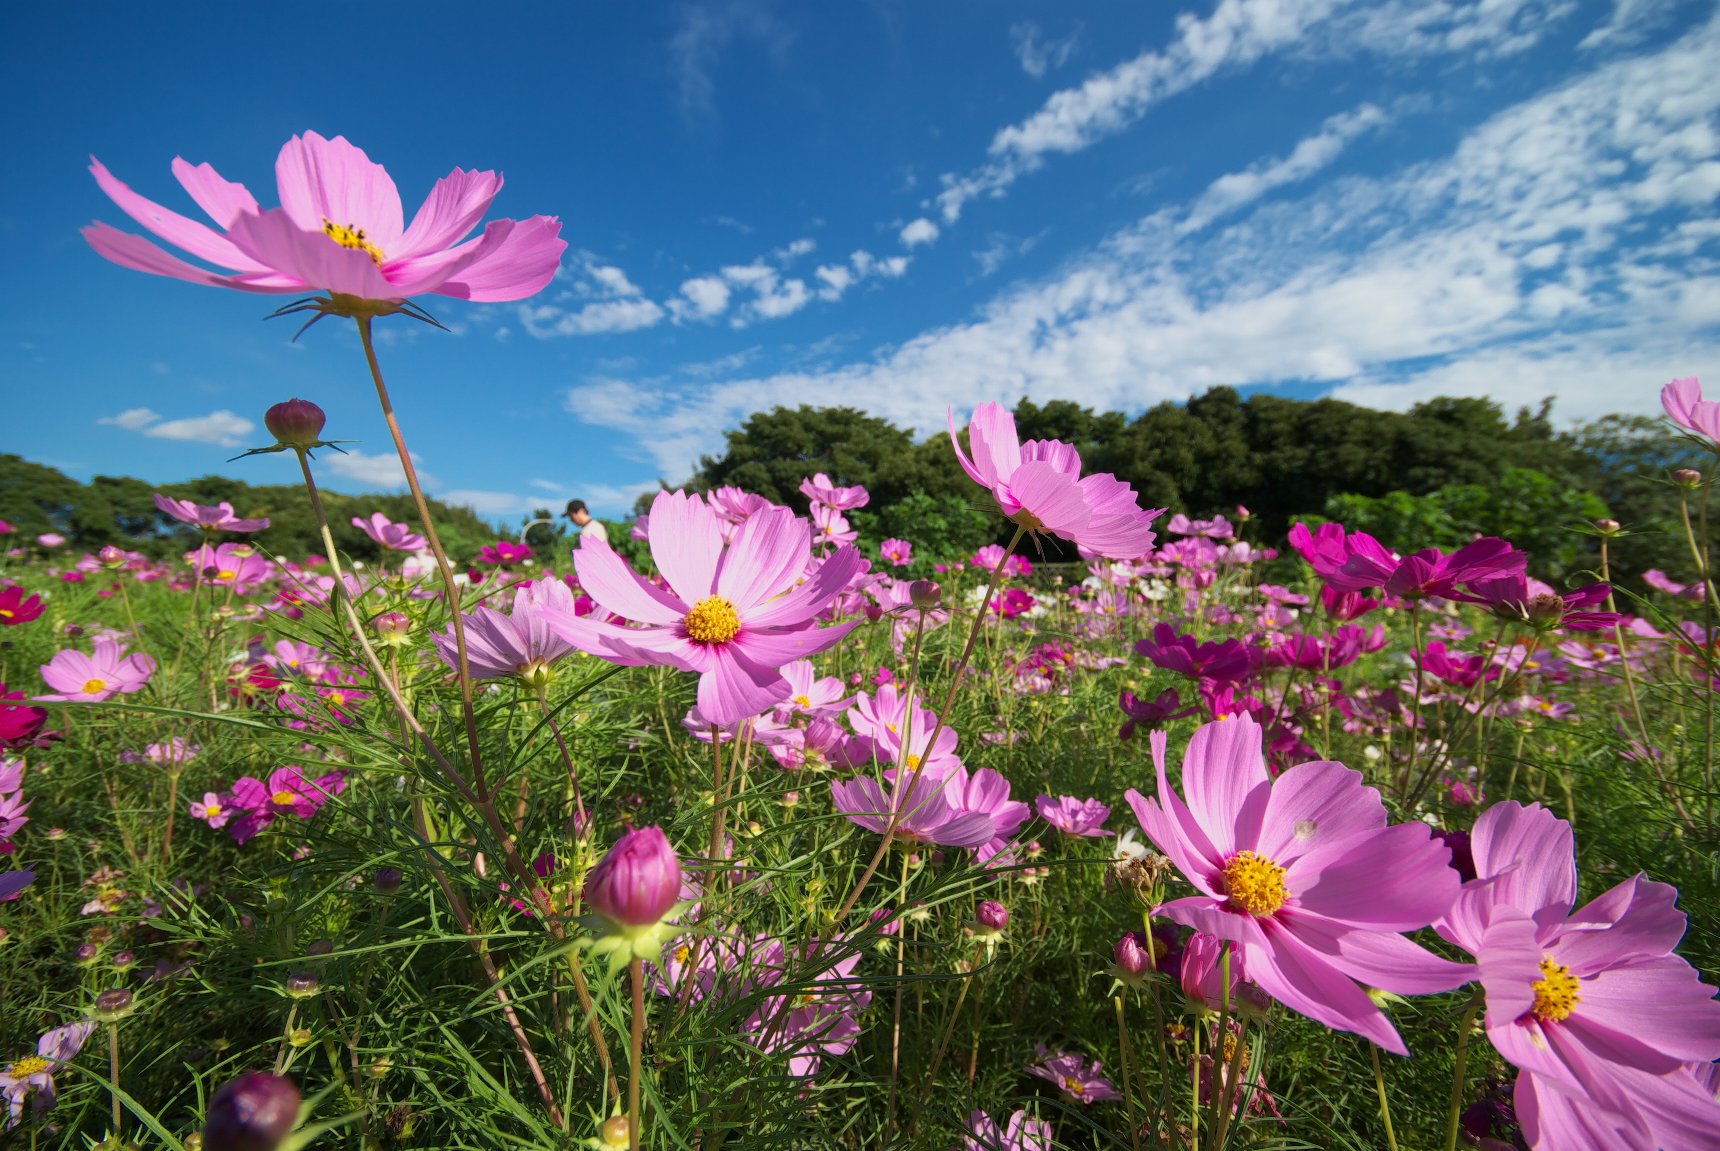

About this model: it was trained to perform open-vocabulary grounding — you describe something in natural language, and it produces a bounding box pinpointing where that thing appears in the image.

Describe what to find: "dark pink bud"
[908,579,942,609]
[1673,467,1703,488]
[98,545,126,568]
[1593,518,1621,535]
[863,603,884,622]
[203,1071,302,1151]
[264,399,327,451]
[976,899,1009,932]
[583,826,681,929]
[1114,931,1151,979]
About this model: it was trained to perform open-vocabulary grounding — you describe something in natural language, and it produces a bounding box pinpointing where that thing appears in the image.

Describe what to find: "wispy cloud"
[899,218,941,248]
[520,251,665,337]
[668,0,793,122]
[1010,21,1080,79]
[324,450,434,491]
[98,408,253,447]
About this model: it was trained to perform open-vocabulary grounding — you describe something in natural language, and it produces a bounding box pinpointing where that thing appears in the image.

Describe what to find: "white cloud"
[899,217,941,248]
[936,0,1576,223]
[574,15,1720,477]
[972,231,1046,277]
[98,408,161,432]
[324,450,434,491]
[776,237,816,262]
[1180,102,1391,233]
[1579,0,1682,49]
[522,252,664,337]
[670,275,733,321]
[1011,21,1080,79]
[815,263,855,301]
[720,262,811,324]
[439,489,531,516]
[100,408,254,447]
[876,256,910,278]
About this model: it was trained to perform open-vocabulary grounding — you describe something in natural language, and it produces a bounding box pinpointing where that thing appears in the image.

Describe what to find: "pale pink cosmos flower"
[950,402,1162,559]
[776,659,853,719]
[1435,801,1720,1149]
[799,473,869,511]
[352,512,427,552]
[879,538,913,567]
[186,543,276,594]
[2,1020,96,1128]
[811,503,858,549]
[551,490,862,725]
[38,638,157,702]
[190,792,234,830]
[153,494,269,533]
[434,575,582,687]
[1027,1045,1122,1104]
[85,131,565,304]
[1034,794,1111,837]
[1126,714,1470,1054]
[958,1109,1053,1151]
[1661,376,1720,442]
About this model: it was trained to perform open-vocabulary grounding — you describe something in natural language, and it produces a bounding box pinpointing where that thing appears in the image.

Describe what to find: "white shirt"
[578,519,610,547]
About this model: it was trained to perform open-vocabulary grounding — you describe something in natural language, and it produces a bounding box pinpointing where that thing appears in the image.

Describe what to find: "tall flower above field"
[950,402,1163,559]
[550,490,863,726]
[84,131,565,306]
[1126,715,1470,1054]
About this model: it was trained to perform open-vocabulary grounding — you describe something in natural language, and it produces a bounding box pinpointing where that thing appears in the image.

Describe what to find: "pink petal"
[1567,955,1720,1067]
[1662,376,1704,430]
[947,407,993,490]
[1155,896,1270,950]
[396,167,503,259]
[648,490,725,603]
[274,131,404,250]
[717,506,808,610]
[1469,801,1576,921]
[572,540,686,625]
[1008,460,1092,536]
[1254,758,1384,866]
[1289,821,1460,931]
[226,209,398,300]
[1178,714,1270,856]
[964,402,1021,490]
[745,545,864,629]
[171,157,260,228]
[1548,874,1688,974]
[1126,789,1220,896]
[1515,1072,1648,1151]
[1289,912,1473,994]
[90,158,268,272]
[731,622,859,668]
[434,215,567,302]
[82,222,300,294]
[1245,925,1407,1054]
[697,649,789,726]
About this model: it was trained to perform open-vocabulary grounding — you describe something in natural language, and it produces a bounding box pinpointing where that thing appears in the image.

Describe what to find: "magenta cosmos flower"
[0,586,45,627]
[154,494,269,533]
[950,402,1162,559]
[85,131,565,304]
[1034,794,1112,837]
[550,490,863,725]
[352,512,426,552]
[1027,1045,1122,1104]
[1435,801,1720,1149]
[37,638,157,702]
[1126,715,1470,1054]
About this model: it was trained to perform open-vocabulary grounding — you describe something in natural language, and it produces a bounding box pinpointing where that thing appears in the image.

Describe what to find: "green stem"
[629,958,645,1151]
[1445,989,1484,1151]
[1370,1041,1399,1151]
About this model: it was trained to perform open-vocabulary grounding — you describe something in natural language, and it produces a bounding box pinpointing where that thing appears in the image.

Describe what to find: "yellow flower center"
[326,692,347,708]
[793,695,811,708]
[7,1055,51,1079]
[0,608,13,619]
[1062,1077,1086,1096]
[322,219,386,266]
[1222,850,1289,916]
[205,803,222,818]
[673,944,692,965]
[82,678,107,695]
[272,790,298,807]
[1530,955,1581,1023]
[217,569,237,582]
[683,596,742,644]
[903,754,923,772]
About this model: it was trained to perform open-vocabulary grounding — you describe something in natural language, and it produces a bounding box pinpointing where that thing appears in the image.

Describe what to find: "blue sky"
[4,0,1718,520]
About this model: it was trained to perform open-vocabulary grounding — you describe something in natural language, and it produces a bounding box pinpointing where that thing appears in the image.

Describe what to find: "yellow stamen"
[793,695,811,708]
[82,678,107,695]
[903,754,923,772]
[683,596,741,644]
[7,1055,51,1079]
[0,608,13,619]
[205,804,222,819]
[272,790,298,807]
[1223,850,1289,916]
[1063,1077,1086,1096]
[322,219,386,266]
[1530,955,1581,1023]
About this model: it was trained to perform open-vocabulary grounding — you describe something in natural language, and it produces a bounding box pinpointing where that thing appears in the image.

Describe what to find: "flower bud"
[373,611,411,646]
[908,579,943,610]
[93,988,135,1022]
[1674,467,1703,488]
[111,949,136,972]
[1114,931,1151,981]
[599,1114,632,1149]
[1593,518,1621,535]
[374,867,404,893]
[98,545,127,568]
[863,603,884,623]
[583,826,681,930]
[264,399,327,452]
[284,973,320,1000]
[75,942,101,966]
[203,1072,302,1151]
[975,899,1009,932]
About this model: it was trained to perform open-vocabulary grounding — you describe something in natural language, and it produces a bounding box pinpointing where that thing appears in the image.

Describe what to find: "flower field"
[2,130,1717,1151]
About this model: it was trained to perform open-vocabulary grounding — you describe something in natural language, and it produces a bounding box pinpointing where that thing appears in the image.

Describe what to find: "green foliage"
[848,490,996,571]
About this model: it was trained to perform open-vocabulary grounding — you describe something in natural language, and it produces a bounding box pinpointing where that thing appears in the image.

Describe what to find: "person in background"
[564,499,610,548]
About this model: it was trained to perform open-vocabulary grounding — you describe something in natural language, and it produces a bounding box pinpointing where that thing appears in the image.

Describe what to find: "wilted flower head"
[1027,1045,1122,1104]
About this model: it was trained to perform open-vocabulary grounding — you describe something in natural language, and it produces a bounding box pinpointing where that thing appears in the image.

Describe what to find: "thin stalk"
[1445,989,1484,1151]
[629,958,646,1151]
[107,1022,121,1135]
[1189,1020,1201,1151]
[1116,996,1143,1151]
[1369,1042,1399,1151]
[1400,602,1426,798]
[885,851,911,1139]
[356,315,491,799]
[1211,1017,1250,1149]
[915,967,971,1114]
[1207,948,1233,1140]
[538,696,589,831]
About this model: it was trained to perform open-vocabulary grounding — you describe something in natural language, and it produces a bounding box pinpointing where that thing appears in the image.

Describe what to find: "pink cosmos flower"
[187,543,276,594]
[840,685,961,776]
[228,767,346,844]
[1643,568,1705,600]
[144,738,198,771]
[951,403,1162,559]
[35,534,65,549]
[1027,1046,1122,1104]
[833,764,1004,849]
[1435,801,1720,1149]
[958,1109,1053,1151]
[811,504,858,549]
[352,512,427,552]
[2,1021,96,1129]
[37,639,157,702]
[550,490,862,725]
[1136,624,1258,683]
[1416,640,1496,690]
[190,792,235,830]
[0,586,45,627]
[879,538,913,567]
[1661,376,1720,441]
[433,576,582,687]
[800,473,869,511]
[1035,794,1112,837]
[1457,573,1621,632]
[742,941,873,1079]
[477,540,534,566]
[153,494,269,533]
[85,131,565,304]
[1126,715,1470,1054]
[776,659,854,719]
[1165,513,1236,540]
[0,686,50,750]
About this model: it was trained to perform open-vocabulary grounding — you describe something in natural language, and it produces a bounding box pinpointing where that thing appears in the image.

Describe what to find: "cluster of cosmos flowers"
[3,130,1716,1149]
